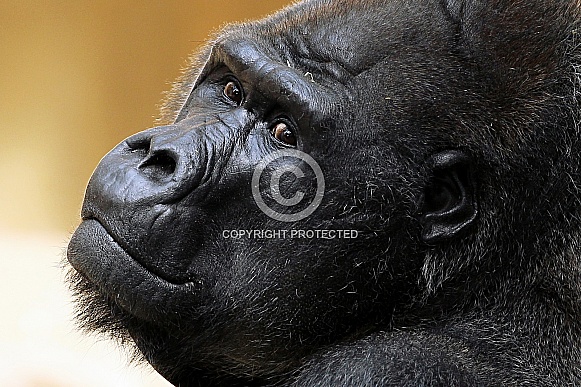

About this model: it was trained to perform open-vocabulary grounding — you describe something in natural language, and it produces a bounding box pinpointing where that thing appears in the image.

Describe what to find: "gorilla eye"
[271,122,297,146]
[223,80,243,105]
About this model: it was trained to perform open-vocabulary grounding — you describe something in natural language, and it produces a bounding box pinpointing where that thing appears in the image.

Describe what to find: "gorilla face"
[67,0,580,385]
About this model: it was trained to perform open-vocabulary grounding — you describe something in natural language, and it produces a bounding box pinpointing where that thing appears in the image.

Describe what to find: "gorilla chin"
[67,0,581,386]
[67,219,201,324]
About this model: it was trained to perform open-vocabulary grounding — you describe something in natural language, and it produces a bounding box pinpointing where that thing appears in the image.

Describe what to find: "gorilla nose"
[121,126,208,200]
[139,147,178,179]
[127,127,194,182]
[82,124,209,224]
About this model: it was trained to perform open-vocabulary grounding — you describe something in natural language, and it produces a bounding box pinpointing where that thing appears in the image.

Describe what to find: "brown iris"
[223,81,243,105]
[271,122,297,146]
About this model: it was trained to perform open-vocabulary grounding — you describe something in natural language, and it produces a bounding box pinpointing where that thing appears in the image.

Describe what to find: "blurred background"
[0,1,291,385]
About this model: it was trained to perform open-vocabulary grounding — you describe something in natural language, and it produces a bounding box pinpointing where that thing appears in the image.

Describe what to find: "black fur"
[67,0,581,385]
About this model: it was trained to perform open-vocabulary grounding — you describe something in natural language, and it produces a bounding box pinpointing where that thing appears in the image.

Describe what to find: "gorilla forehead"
[219,0,454,82]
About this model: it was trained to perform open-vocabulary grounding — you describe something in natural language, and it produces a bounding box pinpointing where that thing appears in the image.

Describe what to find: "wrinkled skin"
[66,0,581,385]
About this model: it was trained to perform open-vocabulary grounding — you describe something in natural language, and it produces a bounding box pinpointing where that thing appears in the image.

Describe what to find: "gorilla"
[66,0,581,385]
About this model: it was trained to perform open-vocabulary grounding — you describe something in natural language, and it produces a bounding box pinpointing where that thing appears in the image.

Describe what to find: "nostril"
[139,150,177,178]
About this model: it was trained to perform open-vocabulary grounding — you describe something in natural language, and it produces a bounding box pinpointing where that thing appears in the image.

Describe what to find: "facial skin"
[67,0,581,386]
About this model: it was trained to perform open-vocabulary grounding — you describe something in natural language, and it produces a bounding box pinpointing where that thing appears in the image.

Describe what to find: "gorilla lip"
[67,219,200,323]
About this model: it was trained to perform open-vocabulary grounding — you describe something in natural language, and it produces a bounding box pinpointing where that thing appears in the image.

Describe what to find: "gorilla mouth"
[67,219,200,323]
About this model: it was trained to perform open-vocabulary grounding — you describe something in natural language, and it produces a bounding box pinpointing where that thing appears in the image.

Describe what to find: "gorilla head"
[67,0,581,385]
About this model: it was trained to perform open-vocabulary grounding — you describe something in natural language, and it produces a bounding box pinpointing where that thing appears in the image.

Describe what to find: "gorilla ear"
[420,150,477,243]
